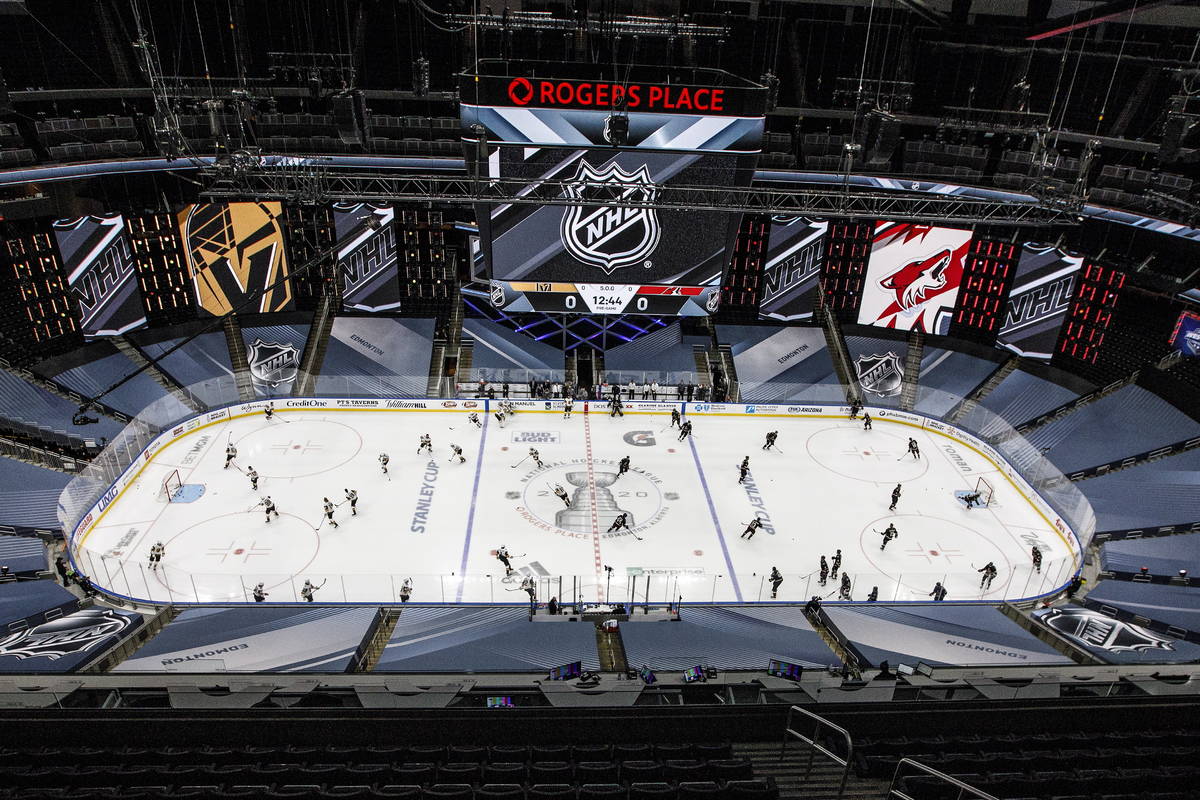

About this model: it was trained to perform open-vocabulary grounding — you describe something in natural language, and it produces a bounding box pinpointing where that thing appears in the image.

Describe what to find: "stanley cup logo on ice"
[556,471,632,533]
[561,160,661,275]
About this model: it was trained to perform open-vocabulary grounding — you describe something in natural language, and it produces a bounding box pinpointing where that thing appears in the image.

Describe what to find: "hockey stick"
[510,455,529,469]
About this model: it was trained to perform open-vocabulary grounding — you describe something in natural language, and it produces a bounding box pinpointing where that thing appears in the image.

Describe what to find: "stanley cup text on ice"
[557,471,632,533]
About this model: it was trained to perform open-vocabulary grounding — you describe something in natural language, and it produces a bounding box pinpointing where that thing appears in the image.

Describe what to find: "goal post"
[159,469,183,503]
[974,476,996,507]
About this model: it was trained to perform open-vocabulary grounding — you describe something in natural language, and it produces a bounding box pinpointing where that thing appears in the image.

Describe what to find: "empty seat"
[484,763,528,784]
[576,763,619,783]
[654,744,692,760]
[528,785,575,800]
[533,745,571,761]
[396,763,437,785]
[491,746,530,762]
[663,762,707,782]
[531,762,573,784]
[725,781,777,800]
[450,745,489,763]
[622,762,663,782]
[439,763,482,784]
[677,783,723,800]
[477,785,525,800]
[412,746,448,763]
[707,760,752,782]
[692,744,731,761]
[574,745,613,761]
[377,788,423,799]
[630,784,676,800]
[580,786,627,800]
[425,785,475,800]
[614,745,652,762]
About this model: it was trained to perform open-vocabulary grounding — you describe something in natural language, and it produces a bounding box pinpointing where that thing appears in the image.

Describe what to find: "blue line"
[687,435,743,602]
[456,415,490,602]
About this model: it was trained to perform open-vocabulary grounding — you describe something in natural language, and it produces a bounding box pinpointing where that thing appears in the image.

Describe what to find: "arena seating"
[974,369,1082,433]
[716,325,841,404]
[1024,384,1200,475]
[1101,532,1200,583]
[0,579,79,633]
[463,318,565,379]
[132,333,239,409]
[1076,449,1200,532]
[51,350,191,421]
[0,368,124,442]
[317,317,435,399]
[372,608,602,673]
[114,606,381,673]
[912,349,998,418]
[0,534,51,579]
[821,603,1073,668]
[602,323,708,383]
[618,607,839,672]
[0,741,770,800]
[0,457,75,529]
[1083,580,1200,640]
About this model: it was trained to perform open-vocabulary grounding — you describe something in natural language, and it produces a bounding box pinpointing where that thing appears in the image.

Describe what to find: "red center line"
[582,407,604,601]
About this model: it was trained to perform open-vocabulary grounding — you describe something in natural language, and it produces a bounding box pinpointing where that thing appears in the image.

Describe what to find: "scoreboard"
[489,281,719,316]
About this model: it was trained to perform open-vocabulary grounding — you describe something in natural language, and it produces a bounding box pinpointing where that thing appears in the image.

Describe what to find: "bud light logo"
[511,431,560,443]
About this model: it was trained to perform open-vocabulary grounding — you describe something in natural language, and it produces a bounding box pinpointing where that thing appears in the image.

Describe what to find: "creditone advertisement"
[178,202,293,316]
[759,216,828,322]
[52,213,146,338]
[857,222,971,333]
[334,203,401,312]
[997,243,1085,360]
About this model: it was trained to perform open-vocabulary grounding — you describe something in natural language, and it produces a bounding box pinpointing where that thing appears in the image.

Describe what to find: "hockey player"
[677,420,693,441]
[224,443,237,469]
[879,523,898,551]
[889,483,902,511]
[468,412,482,428]
[529,448,543,469]
[300,579,320,602]
[929,581,948,601]
[849,402,861,420]
[378,452,390,475]
[493,409,507,428]
[866,586,879,602]
[670,407,682,428]
[978,562,998,590]
[252,582,268,602]
[770,567,783,599]
[261,496,279,523]
[617,455,630,479]
[963,491,982,510]
[738,460,750,484]
[831,549,843,579]
[399,578,413,603]
[1031,545,1043,574]
[147,541,164,572]
[449,443,465,464]
[496,545,514,576]
[322,497,339,529]
[417,434,432,456]
[247,467,259,491]
[563,397,574,419]
[553,484,571,508]
[907,438,921,459]
[763,431,779,451]
[740,518,763,539]
[607,512,631,533]
[343,488,358,516]
[818,556,829,587]
[521,575,537,602]
[839,573,852,600]
[862,412,872,431]
[264,402,274,421]
[610,395,624,417]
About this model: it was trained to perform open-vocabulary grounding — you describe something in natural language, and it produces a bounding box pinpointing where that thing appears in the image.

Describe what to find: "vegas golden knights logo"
[179,202,293,316]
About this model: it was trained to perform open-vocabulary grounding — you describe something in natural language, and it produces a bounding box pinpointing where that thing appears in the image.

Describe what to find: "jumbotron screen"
[462,65,766,316]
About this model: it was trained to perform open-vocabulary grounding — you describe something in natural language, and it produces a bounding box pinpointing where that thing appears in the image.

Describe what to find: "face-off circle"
[805,426,930,483]
[858,514,1011,597]
[515,459,670,541]
[235,419,362,478]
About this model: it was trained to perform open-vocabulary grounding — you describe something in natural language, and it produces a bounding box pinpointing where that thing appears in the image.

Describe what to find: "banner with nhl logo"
[759,217,828,322]
[1033,604,1200,664]
[0,607,143,673]
[996,243,1085,360]
[52,213,146,338]
[241,324,310,397]
[1169,310,1200,358]
[335,203,402,313]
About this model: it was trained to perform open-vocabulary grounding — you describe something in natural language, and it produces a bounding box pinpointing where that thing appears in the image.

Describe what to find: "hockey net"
[974,476,996,507]
[159,469,183,503]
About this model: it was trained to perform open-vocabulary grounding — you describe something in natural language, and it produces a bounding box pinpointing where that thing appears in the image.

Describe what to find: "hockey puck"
[693,550,703,556]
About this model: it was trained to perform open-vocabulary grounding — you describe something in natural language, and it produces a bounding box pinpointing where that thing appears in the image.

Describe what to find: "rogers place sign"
[505,77,729,113]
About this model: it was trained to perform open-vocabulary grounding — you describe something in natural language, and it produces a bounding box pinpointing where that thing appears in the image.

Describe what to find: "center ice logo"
[855,352,904,397]
[516,459,670,539]
[560,160,661,275]
[247,338,299,389]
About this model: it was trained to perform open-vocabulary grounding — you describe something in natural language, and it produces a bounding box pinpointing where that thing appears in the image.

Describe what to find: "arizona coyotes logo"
[248,339,299,388]
[561,160,661,275]
[880,249,952,310]
[0,609,135,661]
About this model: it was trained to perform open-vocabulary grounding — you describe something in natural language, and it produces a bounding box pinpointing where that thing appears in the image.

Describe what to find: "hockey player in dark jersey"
[879,523,898,550]
[617,455,630,479]
[740,518,763,539]
[607,512,631,533]
[889,483,902,511]
[818,556,829,586]
[907,438,921,459]
[670,407,681,428]
[677,420,693,441]
[770,567,783,599]
[763,431,779,451]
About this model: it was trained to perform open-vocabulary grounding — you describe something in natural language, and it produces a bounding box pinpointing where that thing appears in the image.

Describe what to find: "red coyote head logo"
[879,249,951,310]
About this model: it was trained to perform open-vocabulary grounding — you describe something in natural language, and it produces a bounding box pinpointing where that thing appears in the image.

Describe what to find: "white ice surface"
[75,407,1079,604]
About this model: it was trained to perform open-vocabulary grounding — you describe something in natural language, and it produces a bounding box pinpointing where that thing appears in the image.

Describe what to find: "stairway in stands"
[898,331,924,411]
[223,316,255,402]
[947,355,1019,425]
[111,335,202,413]
[293,296,337,396]
[733,742,889,800]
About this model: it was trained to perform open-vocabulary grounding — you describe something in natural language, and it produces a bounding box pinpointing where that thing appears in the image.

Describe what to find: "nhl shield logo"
[560,160,661,275]
[490,281,506,308]
[855,352,904,397]
[0,608,135,661]
[248,339,299,388]
[1038,607,1175,653]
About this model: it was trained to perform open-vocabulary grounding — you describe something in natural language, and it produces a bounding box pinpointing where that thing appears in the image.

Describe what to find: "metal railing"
[887,758,999,800]
[781,705,853,800]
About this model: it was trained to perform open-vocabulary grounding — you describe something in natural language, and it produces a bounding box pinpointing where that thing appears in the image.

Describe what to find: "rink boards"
[62,396,1087,607]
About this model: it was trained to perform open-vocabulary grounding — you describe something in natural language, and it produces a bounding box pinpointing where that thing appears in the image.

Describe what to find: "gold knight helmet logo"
[179,202,293,316]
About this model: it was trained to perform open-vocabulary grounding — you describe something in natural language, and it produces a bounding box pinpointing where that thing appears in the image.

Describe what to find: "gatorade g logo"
[507,77,534,106]
[623,431,656,447]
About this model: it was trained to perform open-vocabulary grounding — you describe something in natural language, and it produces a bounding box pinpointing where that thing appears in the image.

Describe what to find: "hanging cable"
[1095,0,1138,134]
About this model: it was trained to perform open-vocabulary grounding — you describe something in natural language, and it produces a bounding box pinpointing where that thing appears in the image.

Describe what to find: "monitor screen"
[487,696,515,708]
[682,665,706,683]
[768,659,804,680]
[548,661,583,681]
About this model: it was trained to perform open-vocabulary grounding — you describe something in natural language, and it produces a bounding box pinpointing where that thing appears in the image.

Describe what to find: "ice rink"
[73,402,1081,605]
